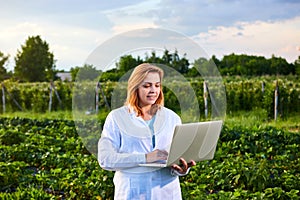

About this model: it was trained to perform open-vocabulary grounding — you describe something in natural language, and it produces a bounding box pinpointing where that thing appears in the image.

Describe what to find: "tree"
[0,51,9,81]
[162,49,172,64]
[72,64,99,81]
[192,57,209,75]
[70,67,80,82]
[170,50,189,74]
[145,49,190,74]
[117,55,143,73]
[190,57,220,77]
[144,51,163,64]
[14,35,55,82]
[217,53,296,76]
[269,55,294,75]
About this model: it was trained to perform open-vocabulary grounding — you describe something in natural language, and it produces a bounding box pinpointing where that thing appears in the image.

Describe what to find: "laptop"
[139,120,223,167]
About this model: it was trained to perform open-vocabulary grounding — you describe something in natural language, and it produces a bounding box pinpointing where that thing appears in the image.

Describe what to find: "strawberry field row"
[0,117,299,199]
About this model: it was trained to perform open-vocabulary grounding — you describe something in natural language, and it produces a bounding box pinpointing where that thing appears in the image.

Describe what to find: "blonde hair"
[125,63,164,116]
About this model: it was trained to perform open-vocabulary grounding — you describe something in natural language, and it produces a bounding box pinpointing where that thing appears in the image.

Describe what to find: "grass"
[225,108,299,132]
[0,111,73,120]
[1,109,299,133]
[0,109,110,122]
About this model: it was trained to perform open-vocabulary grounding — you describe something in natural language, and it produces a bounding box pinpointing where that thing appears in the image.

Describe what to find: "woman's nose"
[149,85,155,92]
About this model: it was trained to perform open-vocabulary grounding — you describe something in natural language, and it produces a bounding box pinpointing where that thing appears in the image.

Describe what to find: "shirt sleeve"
[170,167,192,176]
[97,112,146,171]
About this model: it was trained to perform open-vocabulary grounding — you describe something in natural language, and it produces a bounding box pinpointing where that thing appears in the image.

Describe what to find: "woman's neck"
[140,105,153,120]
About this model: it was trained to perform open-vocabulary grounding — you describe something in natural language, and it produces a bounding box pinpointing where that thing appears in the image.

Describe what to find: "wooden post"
[95,82,99,114]
[274,81,279,121]
[52,82,62,107]
[97,81,110,111]
[2,83,5,113]
[203,81,208,118]
[49,81,63,111]
[2,83,23,111]
[262,81,265,94]
[49,82,53,112]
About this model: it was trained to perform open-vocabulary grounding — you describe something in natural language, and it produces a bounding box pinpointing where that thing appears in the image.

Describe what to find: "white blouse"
[98,106,183,199]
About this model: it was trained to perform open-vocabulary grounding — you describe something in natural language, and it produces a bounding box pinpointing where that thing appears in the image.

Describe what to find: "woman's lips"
[147,95,157,100]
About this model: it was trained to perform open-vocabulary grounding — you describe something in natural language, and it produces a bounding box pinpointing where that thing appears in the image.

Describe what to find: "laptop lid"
[166,120,223,166]
[139,120,223,167]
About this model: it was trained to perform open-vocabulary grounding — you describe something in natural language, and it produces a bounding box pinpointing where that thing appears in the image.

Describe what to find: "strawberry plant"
[0,115,299,199]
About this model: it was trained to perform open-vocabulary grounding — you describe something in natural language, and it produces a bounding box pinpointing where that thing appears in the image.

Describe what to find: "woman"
[98,63,195,199]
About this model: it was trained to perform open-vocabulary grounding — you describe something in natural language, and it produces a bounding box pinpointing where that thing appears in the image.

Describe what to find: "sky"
[1,0,300,72]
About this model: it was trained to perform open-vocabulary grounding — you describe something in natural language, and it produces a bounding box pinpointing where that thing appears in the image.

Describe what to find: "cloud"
[150,0,300,34]
[1,0,300,71]
[103,0,160,34]
[0,0,143,16]
[0,19,111,71]
[0,1,145,32]
[193,16,300,62]
[0,1,146,71]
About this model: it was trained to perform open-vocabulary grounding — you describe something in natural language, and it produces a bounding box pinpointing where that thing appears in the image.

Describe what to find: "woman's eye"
[142,83,160,88]
[143,84,151,88]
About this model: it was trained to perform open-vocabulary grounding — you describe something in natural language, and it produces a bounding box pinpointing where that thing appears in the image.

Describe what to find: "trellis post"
[1,83,22,111]
[2,83,5,113]
[49,81,63,112]
[95,81,110,113]
[203,81,208,118]
[49,82,53,112]
[274,81,279,121]
[95,82,99,113]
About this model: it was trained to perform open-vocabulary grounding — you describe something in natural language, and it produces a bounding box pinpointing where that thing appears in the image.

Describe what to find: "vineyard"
[1,76,300,118]
[0,76,300,199]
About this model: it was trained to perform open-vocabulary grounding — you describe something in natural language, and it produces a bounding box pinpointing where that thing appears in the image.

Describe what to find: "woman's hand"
[146,149,168,163]
[171,158,196,175]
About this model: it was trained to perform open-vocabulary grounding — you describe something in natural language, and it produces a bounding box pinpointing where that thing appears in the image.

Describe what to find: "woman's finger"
[171,164,183,173]
[188,160,196,167]
[179,158,188,171]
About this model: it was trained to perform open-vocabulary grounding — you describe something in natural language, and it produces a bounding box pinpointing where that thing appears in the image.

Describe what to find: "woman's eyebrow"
[142,81,161,84]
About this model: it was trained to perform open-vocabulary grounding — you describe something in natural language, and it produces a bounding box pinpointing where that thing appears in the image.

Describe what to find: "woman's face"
[137,72,161,108]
